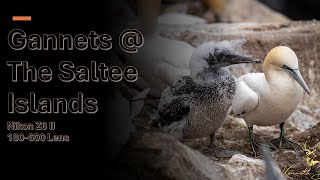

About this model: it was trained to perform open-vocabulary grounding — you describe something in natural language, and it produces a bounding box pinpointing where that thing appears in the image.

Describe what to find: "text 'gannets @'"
[232,46,311,157]
[158,41,261,147]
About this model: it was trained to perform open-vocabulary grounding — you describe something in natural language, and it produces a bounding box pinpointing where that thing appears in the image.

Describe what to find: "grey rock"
[158,12,206,26]
[287,109,319,132]
[227,154,285,180]
[220,0,290,23]
[219,164,255,180]
[116,132,236,180]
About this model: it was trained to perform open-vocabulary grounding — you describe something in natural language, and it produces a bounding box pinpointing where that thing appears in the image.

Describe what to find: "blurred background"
[107,0,320,33]
[259,0,320,20]
[158,0,320,21]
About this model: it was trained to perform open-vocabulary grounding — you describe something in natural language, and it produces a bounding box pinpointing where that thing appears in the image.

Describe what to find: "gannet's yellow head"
[265,46,298,69]
[264,46,310,95]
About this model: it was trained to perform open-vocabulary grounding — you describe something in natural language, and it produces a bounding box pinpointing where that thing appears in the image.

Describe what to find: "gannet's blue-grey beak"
[282,65,311,95]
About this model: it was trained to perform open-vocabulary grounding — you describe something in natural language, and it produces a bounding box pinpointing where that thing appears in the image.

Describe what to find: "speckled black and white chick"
[158,41,261,147]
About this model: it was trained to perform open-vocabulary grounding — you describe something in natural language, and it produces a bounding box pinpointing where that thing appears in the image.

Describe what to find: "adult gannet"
[232,46,311,157]
[158,42,261,147]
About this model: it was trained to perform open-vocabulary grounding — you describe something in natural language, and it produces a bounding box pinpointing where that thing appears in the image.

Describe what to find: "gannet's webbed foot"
[271,137,299,150]
[248,126,275,158]
[248,126,262,157]
[270,122,299,151]
[207,134,215,148]
[250,139,261,158]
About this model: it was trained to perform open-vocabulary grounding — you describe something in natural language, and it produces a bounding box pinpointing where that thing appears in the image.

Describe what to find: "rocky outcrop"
[114,132,236,180]
[218,0,290,23]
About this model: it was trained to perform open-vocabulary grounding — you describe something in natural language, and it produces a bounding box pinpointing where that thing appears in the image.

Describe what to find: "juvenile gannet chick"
[232,46,310,157]
[158,42,261,147]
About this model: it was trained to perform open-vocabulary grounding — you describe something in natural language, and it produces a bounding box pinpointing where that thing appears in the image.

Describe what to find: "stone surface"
[114,132,237,180]
[287,109,319,132]
[227,154,285,180]
[219,164,255,180]
[158,12,206,26]
[130,97,320,179]
[219,0,290,23]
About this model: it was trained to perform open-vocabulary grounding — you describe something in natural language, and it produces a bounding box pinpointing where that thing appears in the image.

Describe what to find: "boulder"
[114,132,236,180]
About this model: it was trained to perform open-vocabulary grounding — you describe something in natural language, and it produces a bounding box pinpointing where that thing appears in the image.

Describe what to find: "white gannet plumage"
[232,46,311,157]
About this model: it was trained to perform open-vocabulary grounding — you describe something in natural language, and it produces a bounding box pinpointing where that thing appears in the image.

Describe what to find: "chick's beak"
[228,54,262,64]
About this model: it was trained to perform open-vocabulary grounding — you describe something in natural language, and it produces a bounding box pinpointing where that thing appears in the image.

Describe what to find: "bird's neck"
[192,67,229,85]
[264,64,302,95]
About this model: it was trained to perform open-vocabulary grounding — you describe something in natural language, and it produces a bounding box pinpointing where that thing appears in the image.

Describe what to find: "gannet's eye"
[238,111,246,117]
[282,64,290,70]
[282,64,290,69]
[282,64,298,71]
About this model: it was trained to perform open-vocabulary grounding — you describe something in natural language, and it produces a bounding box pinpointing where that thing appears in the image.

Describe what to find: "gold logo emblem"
[301,142,320,167]
[283,142,320,179]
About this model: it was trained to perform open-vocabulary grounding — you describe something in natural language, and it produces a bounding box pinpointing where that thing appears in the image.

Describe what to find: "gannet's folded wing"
[232,79,259,117]
[158,76,194,126]
[158,97,190,126]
